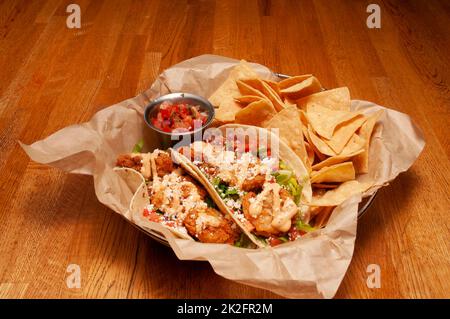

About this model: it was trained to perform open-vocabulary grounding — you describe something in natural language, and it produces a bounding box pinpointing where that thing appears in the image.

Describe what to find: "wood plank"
[0,0,448,299]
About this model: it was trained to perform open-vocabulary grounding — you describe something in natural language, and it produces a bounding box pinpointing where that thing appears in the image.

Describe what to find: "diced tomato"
[165,221,175,227]
[289,227,306,241]
[160,108,170,119]
[268,237,283,247]
[152,101,207,133]
[144,209,163,223]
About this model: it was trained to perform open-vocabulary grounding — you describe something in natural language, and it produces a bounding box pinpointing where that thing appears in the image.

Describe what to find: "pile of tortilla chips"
[208,61,383,228]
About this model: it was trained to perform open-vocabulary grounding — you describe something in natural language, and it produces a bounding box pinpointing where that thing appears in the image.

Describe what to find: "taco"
[115,150,247,246]
[173,125,313,247]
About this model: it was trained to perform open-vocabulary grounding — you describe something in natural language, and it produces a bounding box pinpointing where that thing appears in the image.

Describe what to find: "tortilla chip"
[309,206,325,218]
[324,115,367,154]
[306,103,361,140]
[243,78,280,94]
[240,78,264,91]
[311,149,364,171]
[296,87,351,111]
[313,183,339,189]
[314,206,335,228]
[235,99,277,127]
[280,76,322,99]
[309,180,372,206]
[238,78,284,111]
[311,162,355,183]
[304,130,325,162]
[353,110,384,173]
[307,125,336,157]
[264,106,309,170]
[341,133,366,155]
[209,60,259,123]
[283,97,296,108]
[264,79,281,95]
[235,95,266,105]
[278,74,312,89]
[236,80,266,98]
[304,142,315,166]
[261,81,285,111]
[299,109,308,125]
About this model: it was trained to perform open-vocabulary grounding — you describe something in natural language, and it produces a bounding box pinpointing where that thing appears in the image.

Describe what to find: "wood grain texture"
[0,0,449,299]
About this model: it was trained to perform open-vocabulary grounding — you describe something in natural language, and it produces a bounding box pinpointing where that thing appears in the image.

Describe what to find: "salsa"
[151,101,208,133]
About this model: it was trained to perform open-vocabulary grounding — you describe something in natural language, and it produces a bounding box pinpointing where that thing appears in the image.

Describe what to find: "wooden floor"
[0,0,449,299]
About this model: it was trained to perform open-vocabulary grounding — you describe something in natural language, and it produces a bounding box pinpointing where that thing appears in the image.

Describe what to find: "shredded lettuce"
[274,170,292,184]
[279,161,288,170]
[296,220,316,232]
[132,139,144,153]
[272,161,303,204]
[234,233,245,247]
[234,233,253,248]
[225,187,238,196]
[213,178,239,200]
[212,177,221,186]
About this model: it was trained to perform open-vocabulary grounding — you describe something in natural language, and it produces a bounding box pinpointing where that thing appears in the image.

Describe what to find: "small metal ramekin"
[143,93,215,148]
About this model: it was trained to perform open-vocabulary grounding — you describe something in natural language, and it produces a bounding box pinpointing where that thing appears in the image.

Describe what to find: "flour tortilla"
[173,125,312,248]
[116,151,199,241]
[129,178,193,241]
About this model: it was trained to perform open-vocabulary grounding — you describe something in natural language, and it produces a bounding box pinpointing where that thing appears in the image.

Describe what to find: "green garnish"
[279,161,288,170]
[278,235,289,242]
[234,233,245,247]
[272,161,303,204]
[213,178,240,200]
[273,170,292,184]
[296,220,316,232]
[212,177,222,186]
[205,196,216,208]
[155,209,164,215]
[225,187,238,195]
[234,233,253,248]
[132,138,144,153]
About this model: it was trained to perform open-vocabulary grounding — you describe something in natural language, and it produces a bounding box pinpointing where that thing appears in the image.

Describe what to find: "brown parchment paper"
[20,55,425,299]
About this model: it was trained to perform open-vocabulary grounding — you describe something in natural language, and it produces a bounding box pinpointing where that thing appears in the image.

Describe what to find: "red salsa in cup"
[151,101,208,133]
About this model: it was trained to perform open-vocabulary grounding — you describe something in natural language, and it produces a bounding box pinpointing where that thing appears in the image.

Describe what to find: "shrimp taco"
[115,150,248,246]
[173,125,313,247]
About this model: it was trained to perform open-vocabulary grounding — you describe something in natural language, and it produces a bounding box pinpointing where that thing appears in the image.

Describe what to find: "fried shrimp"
[242,192,279,236]
[183,208,240,244]
[180,175,207,199]
[116,154,142,171]
[241,174,265,192]
[154,151,174,176]
[242,187,294,236]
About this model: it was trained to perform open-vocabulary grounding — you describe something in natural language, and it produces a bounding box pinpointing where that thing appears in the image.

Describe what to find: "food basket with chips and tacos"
[21,55,424,298]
